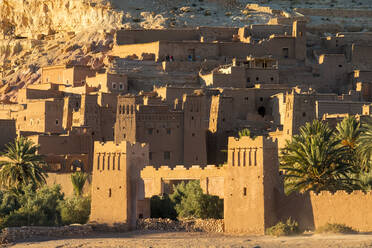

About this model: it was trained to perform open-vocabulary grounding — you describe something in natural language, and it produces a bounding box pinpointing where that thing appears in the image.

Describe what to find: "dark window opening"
[258,106,266,117]
[256,77,259,81]
[243,187,247,196]
[55,119,59,125]
[302,112,306,117]
[260,97,263,102]
[149,152,152,160]
[108,188,112,197]
[192,133,195,137]
[282,47,289,58]
[270,77,274,81]
[191,116,194,120]
[164,151,171,160]
[148,128,153,135]
[338,64,343,68]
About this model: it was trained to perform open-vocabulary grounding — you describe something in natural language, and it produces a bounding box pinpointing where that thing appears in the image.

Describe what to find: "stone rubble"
[136,218,224,233]
[0,224,93,244]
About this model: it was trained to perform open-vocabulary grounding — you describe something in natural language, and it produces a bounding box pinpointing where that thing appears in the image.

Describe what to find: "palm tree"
[334,116,361,171]
[71,171,88,196]
[280,120,355,195]
[0,137,46,190]
[335,116,361,150]
[357,117,372,171]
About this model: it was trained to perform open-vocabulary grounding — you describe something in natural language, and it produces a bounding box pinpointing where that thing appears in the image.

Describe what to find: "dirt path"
[7,231,372,248]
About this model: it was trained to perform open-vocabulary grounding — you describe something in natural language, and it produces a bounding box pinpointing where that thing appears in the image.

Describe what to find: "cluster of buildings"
[1,20,372,233]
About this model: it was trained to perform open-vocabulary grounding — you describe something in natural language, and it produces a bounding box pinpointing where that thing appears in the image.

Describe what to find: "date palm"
[280,120,355,195]
[0,137,46,190]
[357,117,372,171]
[71,171,88,196]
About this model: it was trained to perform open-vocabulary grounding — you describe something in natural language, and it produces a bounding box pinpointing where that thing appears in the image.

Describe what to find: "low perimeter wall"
[278,190,372,232]
[310,191,372,232]
[137,218,224,233]
[1,225,93,244]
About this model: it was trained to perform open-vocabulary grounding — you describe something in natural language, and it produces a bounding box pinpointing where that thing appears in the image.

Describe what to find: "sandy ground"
[7,231,372,248]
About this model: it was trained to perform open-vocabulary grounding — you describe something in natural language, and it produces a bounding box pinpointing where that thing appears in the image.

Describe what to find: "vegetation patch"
[316,223,357,234]
[150,180,223,220]
[266,218,301,236]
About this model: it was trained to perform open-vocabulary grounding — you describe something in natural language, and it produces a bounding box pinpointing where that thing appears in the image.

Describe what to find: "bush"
[0,185,64,228]
[170,181,223,219]
[60,196,91,225]
[316,223,357,234]
[150,195,177,220]
[266,218,301,236]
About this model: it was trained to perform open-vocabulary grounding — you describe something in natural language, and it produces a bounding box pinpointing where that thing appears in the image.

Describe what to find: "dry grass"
[316,223,357,234]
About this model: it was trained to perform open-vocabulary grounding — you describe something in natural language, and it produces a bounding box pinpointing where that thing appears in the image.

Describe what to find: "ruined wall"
[141,165,224,198]
[111,42,160,60]
[45,172,91,196]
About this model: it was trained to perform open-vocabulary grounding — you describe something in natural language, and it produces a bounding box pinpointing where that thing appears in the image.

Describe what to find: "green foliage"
[280,120,356,195]
[0,136,46,190]
[150,195,177,220]
[60,196,91,225]
[0,184,91,228]
[266,218,301,236]
[170,181,223,219]
[238,128,256,139]
[71,172,88,196]
[0,185,64,228]
[316,223,357,234]
[149,181,223,220]
[357,117,372,171]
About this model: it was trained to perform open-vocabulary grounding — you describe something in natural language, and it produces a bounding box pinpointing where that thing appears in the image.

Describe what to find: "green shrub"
[60,196,91,225]
[266,218,301,236]
[150,195,177,220]
[238,128,256,139]
[0,185,64,228]
[316,223,357,234]
[170,181,223,219]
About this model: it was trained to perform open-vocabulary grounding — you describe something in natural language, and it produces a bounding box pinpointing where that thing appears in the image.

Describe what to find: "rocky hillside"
[0,0,372,102]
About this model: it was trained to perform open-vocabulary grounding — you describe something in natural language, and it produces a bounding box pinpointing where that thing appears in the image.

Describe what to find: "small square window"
[55,119,59,125]
[164,151,171,160]
[119,83,123,90]
[112,82,117,89]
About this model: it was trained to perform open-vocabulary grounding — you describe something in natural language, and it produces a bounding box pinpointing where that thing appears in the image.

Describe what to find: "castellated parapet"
[141,164,224,198]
